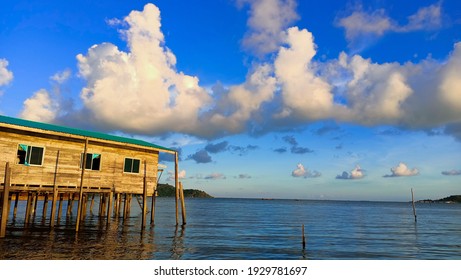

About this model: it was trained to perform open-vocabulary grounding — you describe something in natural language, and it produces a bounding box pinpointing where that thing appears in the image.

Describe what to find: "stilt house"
[0,115,176,196]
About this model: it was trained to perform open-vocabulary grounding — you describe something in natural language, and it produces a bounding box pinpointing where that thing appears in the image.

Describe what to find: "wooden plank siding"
[0,124,160,196]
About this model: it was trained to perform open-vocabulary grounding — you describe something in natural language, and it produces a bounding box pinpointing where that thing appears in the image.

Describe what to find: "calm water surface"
[0,198,460,259]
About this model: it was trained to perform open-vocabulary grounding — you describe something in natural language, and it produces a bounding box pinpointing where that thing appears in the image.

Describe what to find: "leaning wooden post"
[50,150,60,227]
[1,162,11,238]
[411,188,417,223]
[175,152,179,225]
[76,138,88,232]
[141,161,148,229]
[179,182,187,225]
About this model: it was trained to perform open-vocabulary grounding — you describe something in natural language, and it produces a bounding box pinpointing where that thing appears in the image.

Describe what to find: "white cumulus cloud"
[20,89,58,123]
[384,162,419,177]
[274,27,336,121]
[16,2,461,142]
[0,58,13,89]
[239,0,299,56]
[337,2,443,48]
[76,3,211,136]
[336,165,365,179]
[291,163,321,178]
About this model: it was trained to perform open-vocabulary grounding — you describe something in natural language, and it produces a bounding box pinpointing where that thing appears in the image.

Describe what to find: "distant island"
[156,183,213,198]
[417,195,461,204]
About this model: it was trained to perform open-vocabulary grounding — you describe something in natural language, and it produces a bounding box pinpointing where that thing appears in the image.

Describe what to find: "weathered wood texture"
[0,126,159,196]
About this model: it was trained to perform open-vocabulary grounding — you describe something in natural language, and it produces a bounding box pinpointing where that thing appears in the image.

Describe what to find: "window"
[17,144,44,166]
[81,153,101,170]
[124,158,140,173]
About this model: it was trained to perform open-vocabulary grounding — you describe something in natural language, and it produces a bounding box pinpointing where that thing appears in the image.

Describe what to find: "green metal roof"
[0,115,175,153]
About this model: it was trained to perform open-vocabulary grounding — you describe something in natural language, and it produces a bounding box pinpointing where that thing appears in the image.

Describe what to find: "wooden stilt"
[1,162,11,238]
[42,193,49,220]
[25,192,32,224]
[57,194,63,221]
[123,193,128,219]
[114,193,118,218]
[7,195,12,219]
[98,194,103,216]
[127,194,132,217]
[76,138,88,232]
[89,194,95,214]
[32,192,38,218]
[67,194,73,216]
[142,161,148,229]
[50,151,60,228]
[29,192,38,223]
[179,182,186,225]
[81,194,87,220]
[118,193,122,217]
[150,185,157,225]
[107,189,114,224]
[13,192,19,219]
[102,194,107,217]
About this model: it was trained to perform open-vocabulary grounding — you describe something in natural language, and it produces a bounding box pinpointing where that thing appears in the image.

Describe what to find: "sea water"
[0,198,460,259]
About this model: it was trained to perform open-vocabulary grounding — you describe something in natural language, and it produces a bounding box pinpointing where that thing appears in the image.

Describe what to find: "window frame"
[123,157,141,174]
[80,153,101,171]
[17,144,45,166]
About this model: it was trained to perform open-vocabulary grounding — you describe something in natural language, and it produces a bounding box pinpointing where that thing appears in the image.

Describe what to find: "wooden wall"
[0,127,159,195]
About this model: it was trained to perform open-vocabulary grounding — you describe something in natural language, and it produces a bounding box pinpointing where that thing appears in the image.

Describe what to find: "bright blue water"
[0,198,460,259]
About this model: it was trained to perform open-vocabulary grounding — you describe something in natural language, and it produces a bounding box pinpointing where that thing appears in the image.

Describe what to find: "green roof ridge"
[0,115,175,152]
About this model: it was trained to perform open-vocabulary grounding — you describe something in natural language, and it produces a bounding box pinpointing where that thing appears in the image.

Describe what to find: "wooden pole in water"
[76,138,88,231]
[13,192,19,219]
[25,192,32,224]
[175,152,179,225]
[302,224,306,250]
[411,188,417,223]
[123,193,128,219]
[151,168,163,225]
[42,193,49,219]
[114,193,119,218]
[89,193,95,214]
[32,192,38,219]
[151,184,157,225]
[127,194,132,217]
[57,194,63,221]
[107,188,114,224]
[141,161,148,229]
[50,150,60,227]
[1,162,11,238]
[66,194,72,216]
[179,182,186,225]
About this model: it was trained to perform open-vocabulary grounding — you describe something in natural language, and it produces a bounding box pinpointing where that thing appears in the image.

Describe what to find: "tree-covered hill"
[156,184,213,198]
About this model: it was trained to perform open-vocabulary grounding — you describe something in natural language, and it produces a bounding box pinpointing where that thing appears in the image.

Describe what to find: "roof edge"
[0,115,176,153]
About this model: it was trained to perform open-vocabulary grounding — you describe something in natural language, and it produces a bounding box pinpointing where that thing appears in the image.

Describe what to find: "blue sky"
[1,0,461,201]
